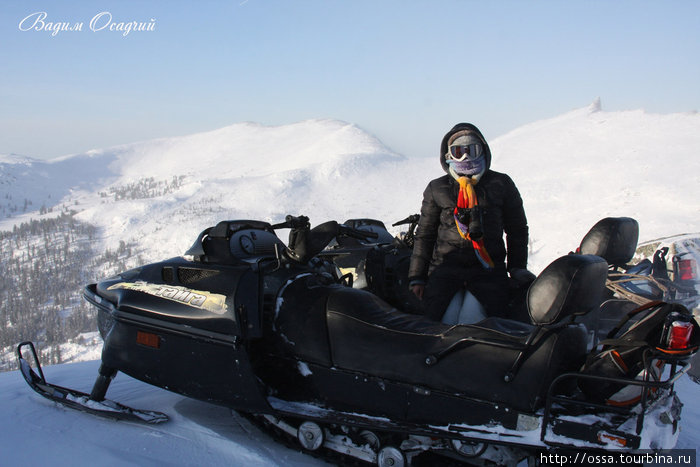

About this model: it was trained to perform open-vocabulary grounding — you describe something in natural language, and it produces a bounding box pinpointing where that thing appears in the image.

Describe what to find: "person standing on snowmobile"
[408,123,533,321]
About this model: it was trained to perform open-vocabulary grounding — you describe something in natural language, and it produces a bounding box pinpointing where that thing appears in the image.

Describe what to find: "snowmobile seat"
[578,217,639,268]
[324,254,608,412]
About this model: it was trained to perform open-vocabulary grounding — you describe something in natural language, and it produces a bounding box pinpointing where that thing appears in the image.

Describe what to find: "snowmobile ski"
[16,341,168,424]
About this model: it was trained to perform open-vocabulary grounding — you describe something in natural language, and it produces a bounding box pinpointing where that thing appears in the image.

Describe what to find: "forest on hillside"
[0,213,141,371]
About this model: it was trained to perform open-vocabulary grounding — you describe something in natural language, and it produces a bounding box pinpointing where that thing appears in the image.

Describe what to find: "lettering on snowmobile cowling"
[107,281,228,314]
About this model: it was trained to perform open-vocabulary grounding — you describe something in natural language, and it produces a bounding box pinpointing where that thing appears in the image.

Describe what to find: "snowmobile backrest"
[578,217,639,267]
[528,254,608,325]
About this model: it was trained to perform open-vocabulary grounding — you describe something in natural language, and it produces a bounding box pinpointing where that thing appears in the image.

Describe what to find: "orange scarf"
[454,176,494,269]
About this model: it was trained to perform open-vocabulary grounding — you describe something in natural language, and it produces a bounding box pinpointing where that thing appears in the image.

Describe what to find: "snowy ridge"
[0,119,414,262]
[4,102,698,271]
[0,153,39,164]
[0,102,698,310]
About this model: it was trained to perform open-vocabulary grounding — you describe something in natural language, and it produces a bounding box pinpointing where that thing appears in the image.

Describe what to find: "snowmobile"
[17,215,699,466]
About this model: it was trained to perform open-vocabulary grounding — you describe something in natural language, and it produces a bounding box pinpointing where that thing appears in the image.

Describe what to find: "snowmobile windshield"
[448,143,484,162]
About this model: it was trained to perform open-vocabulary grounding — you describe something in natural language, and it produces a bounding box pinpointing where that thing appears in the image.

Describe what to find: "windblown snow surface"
[1,101,699,465]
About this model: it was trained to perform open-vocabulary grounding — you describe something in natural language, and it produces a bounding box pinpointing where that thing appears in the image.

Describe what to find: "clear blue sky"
[1,0,699,160]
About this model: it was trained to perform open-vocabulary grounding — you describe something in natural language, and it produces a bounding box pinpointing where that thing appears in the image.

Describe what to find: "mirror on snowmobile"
[392,214,420,227]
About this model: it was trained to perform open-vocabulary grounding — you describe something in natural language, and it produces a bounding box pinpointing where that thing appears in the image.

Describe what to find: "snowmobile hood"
[439,123,492,174]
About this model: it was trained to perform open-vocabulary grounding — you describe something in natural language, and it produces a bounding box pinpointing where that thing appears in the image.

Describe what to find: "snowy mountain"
[3,101,699,270]
[492,100,700,272]
[1,119,416,260]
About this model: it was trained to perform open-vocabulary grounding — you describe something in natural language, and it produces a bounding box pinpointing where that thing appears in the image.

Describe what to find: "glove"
[409,279,426,300]
[509,268,536,286]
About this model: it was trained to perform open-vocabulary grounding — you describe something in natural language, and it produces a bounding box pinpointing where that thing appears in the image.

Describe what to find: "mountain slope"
[2,119,418,262]
[491,101,700,270]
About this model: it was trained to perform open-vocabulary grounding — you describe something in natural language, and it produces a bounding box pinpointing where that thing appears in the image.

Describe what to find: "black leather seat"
[277,255,608,412]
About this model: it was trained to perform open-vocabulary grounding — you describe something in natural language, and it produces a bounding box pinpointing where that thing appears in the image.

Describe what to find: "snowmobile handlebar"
[337,224,379,241]
[392,214,420,227]
[271,215,310,230]
[272,215,378,242]
[273,215,377,264]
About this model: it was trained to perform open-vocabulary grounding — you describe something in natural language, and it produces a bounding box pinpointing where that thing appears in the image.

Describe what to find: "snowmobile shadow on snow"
[17,215,699,466]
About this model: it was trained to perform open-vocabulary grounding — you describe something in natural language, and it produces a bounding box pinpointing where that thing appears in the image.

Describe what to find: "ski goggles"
[448,143,484,162]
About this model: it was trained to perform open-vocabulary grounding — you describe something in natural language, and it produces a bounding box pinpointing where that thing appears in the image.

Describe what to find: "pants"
[422,265,509,321]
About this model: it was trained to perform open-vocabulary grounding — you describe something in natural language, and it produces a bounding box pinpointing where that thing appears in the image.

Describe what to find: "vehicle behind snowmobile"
[318,215,423,314]
[18,215,699,466]
[575,218,699,343]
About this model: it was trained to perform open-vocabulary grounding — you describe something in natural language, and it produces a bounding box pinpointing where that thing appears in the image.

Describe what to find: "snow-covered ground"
[0,360,329,466]
[0,360,697,466]
[1,101,700,464]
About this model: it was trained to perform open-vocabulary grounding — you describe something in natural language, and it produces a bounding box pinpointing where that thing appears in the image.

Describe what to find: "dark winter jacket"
[408,123,529,283]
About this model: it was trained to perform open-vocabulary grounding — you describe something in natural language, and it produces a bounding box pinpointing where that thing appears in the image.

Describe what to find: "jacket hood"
[439,123,492,174]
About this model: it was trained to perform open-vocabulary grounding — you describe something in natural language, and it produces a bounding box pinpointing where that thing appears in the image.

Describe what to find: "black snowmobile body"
[21,215,698,465]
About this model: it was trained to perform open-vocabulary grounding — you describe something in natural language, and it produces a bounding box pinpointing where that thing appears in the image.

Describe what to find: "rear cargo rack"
[541,360,689,448]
